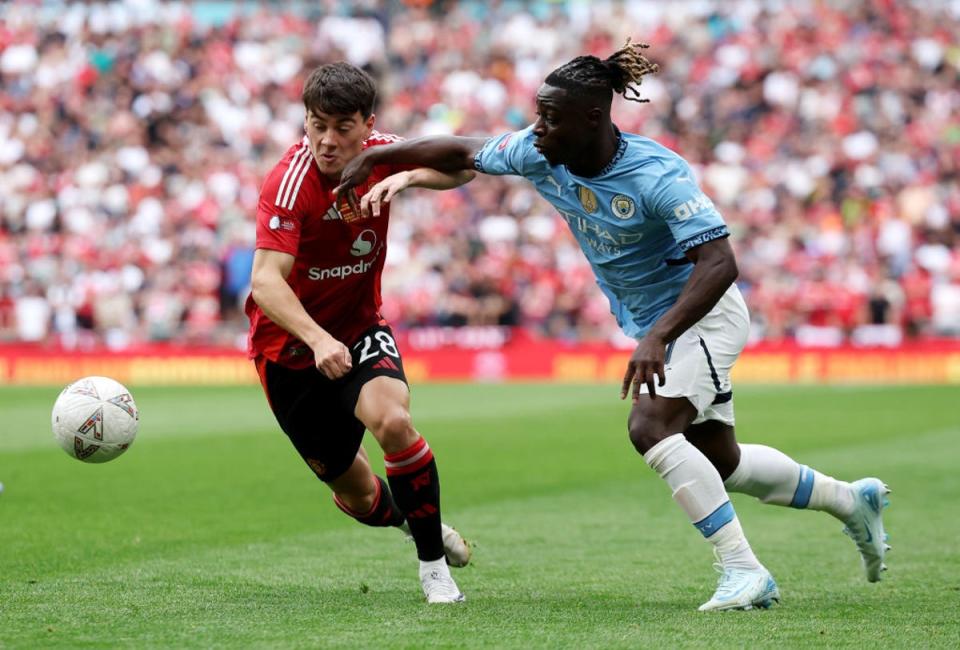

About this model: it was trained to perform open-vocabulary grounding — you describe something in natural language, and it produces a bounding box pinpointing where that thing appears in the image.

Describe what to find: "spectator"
[0,0,957,347]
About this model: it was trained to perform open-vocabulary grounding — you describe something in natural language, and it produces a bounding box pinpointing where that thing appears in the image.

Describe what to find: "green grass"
[1,383,958,648]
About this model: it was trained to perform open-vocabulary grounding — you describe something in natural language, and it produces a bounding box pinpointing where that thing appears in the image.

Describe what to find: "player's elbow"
[250,282,267,308]
[721,256,739,286]
[699,242,739,287]
[250,270,277,307]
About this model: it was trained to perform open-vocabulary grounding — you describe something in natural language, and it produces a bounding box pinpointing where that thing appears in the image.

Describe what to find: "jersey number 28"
[353,331,400,364]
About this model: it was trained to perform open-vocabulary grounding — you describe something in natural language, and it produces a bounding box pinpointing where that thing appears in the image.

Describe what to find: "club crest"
[611,194,636,220]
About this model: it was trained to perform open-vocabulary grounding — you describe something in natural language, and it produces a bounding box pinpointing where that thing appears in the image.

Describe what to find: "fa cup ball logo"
[350,230,377,256]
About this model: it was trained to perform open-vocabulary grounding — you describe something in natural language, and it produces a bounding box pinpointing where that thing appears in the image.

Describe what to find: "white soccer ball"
[51,376,139,463]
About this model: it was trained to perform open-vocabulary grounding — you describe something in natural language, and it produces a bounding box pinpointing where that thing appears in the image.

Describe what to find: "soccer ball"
[51,376,139,463]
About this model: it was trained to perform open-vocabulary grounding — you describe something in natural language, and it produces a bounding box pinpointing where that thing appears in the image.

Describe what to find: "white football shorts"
[638,284,749,426]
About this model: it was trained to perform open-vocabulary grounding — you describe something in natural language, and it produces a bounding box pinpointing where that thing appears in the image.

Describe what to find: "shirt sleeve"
[255,161,308,255]
[473,125,546,177]
[645,157,728,252]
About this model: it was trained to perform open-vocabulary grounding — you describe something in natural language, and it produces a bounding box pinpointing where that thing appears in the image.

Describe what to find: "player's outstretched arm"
[250,249,352,379]
[361,168,476,218]
[622,238,738,402]
[335,136,488,206]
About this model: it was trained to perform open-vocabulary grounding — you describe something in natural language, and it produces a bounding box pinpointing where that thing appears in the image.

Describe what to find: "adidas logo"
[372,357,399,371]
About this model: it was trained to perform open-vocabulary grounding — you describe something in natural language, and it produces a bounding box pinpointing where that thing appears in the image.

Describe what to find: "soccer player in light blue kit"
[336,41,891,611]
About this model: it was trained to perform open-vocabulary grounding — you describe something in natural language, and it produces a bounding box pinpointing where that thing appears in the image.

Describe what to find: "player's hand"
[334,151,377,217]
[312,335,353,379]
[361,171,412,218]
[621,335,667,403]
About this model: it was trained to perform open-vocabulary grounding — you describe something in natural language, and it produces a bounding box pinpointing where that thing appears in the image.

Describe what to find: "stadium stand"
[0,0,957,349]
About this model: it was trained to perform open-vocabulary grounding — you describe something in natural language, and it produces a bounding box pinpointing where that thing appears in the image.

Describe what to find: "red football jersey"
[245,131,412,369]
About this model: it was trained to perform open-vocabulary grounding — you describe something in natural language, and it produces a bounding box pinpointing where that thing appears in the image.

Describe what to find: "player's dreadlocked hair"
[545,38,659,103]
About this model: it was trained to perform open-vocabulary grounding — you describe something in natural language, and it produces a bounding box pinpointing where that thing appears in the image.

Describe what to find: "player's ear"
[363,113,376,136]
[585,106,605,129]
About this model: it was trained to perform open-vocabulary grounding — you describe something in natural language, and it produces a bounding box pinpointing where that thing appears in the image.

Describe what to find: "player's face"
[305,109,375,178]
[532,84,587,167]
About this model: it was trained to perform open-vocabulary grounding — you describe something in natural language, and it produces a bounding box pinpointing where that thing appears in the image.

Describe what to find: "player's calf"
[722,444,857,520]
[333,475,404,527]
[384,436,445,561]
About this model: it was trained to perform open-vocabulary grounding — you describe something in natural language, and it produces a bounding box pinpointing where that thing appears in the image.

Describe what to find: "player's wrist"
[305,329,334,350]
[646,327,671,345]
[399,169,414,184]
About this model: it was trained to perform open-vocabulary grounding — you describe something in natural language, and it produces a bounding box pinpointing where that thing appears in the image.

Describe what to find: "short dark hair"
[302,62,377,118]
[545,38,660,104]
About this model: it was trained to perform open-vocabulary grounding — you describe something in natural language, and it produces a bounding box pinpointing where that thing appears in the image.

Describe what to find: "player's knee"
[373,408,416,450]
[627,411,670,455]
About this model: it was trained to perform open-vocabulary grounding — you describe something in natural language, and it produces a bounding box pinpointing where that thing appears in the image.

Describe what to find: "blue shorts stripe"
[693,501,736,538]
[712,390,733,405]
[697,337,723,393]
[790,464,814,508]
[665,340,676,365]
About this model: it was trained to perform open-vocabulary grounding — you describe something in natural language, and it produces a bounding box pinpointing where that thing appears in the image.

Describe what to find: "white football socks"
[644,434,762,571]
[723,444,855,520]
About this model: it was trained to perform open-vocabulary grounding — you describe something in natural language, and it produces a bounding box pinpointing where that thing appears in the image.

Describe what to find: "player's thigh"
[340,324,415,450]
[633,328,715,431]
[692,284,750,417]
[684,419,740,479]
[260,360,366,482]
[354,376,416,452]
[641,286,748,428]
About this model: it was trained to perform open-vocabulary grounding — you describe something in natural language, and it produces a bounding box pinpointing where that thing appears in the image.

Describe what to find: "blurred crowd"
[1,0,958,349]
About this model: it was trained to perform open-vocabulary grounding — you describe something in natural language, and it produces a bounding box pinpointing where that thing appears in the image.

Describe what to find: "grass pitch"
[1,383,958,648]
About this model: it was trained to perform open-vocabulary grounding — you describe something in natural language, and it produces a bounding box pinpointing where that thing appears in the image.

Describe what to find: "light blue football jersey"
[474,125,729,338]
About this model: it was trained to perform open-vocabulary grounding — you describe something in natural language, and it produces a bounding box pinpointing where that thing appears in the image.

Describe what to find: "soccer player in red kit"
[246,62,474,603]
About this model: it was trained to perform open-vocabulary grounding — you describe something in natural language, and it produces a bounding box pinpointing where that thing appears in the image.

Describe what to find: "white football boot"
[419,560,465,604]
[440,523,472,568]
[698,564,781,612]
[841,478,891,582]
[400,522,471,568]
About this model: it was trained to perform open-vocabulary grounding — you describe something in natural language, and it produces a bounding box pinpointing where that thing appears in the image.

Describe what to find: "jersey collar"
[594,127,627,177]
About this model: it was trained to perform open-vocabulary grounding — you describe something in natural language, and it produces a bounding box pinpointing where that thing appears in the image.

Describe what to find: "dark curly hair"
[545,38,660,104]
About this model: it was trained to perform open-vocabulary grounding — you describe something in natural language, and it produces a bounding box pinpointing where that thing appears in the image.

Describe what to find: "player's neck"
[566,124,620,178]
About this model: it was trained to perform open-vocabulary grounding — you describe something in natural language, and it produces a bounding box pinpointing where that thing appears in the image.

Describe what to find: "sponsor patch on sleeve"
[678,226,730,252]
[268,215,296,231]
